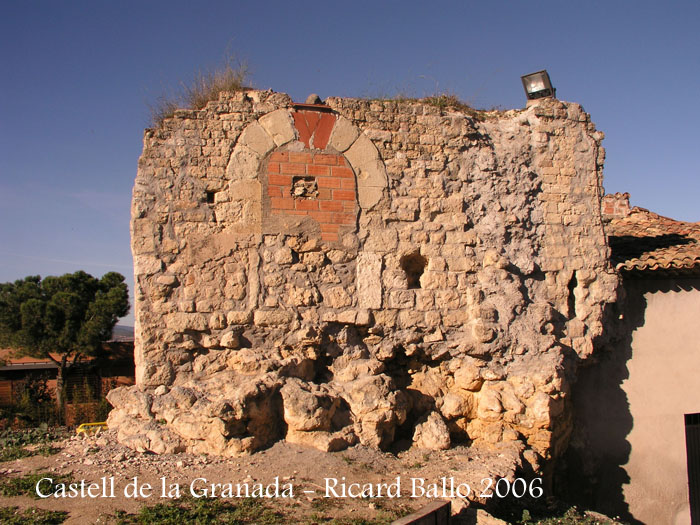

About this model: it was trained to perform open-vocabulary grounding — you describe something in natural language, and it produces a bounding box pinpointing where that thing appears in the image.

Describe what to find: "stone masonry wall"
[108,90,618,469]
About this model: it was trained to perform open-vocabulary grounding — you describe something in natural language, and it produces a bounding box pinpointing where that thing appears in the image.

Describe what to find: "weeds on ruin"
[0,506,68,525]
[149,57,251,128]
[360,74,508,120]
[423,92,476,113]
[421,91,507,120]
[365,90,497,121]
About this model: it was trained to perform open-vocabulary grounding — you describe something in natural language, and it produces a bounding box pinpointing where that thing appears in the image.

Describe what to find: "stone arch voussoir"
[226,109,387,211]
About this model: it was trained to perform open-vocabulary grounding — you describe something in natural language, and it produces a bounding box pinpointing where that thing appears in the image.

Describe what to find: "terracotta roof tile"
[604,202,700,275]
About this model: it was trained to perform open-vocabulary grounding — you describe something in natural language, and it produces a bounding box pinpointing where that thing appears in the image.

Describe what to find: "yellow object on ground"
[76,422,108,435]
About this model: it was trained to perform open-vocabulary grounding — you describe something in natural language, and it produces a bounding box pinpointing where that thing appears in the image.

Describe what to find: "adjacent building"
[569,192,699,525]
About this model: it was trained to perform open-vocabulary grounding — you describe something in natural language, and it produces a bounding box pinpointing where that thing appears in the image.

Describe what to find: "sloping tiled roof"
[603,195,700,275]
[0,348,61,365]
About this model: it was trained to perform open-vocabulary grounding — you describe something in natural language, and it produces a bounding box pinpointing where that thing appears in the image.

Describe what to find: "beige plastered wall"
[622,278,699,525]
[573,277,699,524]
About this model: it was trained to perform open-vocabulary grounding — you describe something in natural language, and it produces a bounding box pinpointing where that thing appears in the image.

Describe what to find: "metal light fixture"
[521,70,556,100]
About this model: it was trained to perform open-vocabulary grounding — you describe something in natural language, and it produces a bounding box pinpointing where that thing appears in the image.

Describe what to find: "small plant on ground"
[112,496,283,524]
[520,505,622,524]
[0,506,68,525]
[302,516,398,525]
[310,497,335,512]
[0,424,68,462]
[0,472,73,499]
[340,454,355,465]
[302,500,410,525]
[111,496,409,525]
[0,446,33,462]
[491,502,623,525]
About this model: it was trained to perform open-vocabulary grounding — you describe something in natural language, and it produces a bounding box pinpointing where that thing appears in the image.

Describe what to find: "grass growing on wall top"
[419,92,507,119]
[150,58,251,128]
[362,90,503,121]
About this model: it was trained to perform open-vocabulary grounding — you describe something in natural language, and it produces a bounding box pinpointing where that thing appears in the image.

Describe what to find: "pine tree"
[0,271,129,418]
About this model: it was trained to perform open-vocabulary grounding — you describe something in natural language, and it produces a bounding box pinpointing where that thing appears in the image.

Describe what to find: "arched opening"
[400,252,427,289]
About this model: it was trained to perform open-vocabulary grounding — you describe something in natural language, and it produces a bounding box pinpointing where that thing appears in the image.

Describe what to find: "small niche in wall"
[400,252,427,289]
[205,191,216,204]
[291,176,318,199]
[567,271,578,319]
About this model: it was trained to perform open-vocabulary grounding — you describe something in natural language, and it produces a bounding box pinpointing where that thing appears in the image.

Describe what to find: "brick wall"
[266,150,357,242]
[602,192,631,219]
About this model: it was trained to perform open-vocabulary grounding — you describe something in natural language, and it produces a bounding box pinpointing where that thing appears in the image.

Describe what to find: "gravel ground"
[0,429,529,523]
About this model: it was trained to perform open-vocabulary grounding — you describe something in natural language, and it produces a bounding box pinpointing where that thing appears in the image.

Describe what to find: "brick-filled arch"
[266,150,357,242]
[224,107,387,239]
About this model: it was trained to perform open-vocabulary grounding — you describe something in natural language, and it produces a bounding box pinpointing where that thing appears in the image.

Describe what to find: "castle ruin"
[107,90,618,469]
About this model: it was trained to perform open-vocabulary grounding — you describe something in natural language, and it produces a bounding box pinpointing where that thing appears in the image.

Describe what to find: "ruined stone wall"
[108,90,618,466]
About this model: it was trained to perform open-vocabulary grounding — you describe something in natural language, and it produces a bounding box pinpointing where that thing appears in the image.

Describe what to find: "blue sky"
[1,0,698,325]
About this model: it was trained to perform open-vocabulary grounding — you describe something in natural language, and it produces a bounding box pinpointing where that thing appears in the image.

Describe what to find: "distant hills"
[111,325,134,341]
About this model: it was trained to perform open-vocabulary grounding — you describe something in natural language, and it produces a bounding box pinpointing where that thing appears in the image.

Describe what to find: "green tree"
[0,271,129,416]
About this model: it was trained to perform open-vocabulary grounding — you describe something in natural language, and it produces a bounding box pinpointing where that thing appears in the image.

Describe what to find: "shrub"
[423,93,474,113]
[94,396,112,421]
[3,374,59,427]
[65,375,113,425]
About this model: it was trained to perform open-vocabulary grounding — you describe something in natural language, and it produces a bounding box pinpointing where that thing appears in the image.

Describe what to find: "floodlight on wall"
[521,70,556,100]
